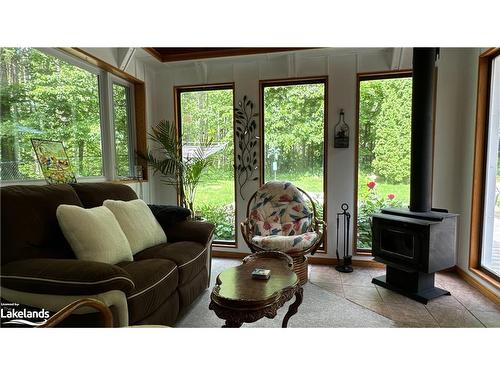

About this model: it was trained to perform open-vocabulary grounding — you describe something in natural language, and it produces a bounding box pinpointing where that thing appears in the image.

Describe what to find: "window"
[471,49,500,284]
[0,47,139,182]
[260,78,327,236]
[355,72,412,252]
[176,85,236,243]
[112,82,134,177]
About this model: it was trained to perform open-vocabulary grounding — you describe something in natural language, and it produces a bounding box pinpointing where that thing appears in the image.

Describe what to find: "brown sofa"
[0,182,214,327]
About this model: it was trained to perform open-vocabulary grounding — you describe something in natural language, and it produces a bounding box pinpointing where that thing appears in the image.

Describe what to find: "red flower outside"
[367,181,376,189]
[387,193,395,200]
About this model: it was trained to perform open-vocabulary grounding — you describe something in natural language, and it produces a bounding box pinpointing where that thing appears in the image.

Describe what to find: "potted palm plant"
[142,120,216,219]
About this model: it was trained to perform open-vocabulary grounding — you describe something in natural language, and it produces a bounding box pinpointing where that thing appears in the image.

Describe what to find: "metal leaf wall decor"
[235,95,259,199]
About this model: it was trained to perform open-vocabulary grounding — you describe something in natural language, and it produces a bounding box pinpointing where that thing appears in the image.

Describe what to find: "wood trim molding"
[134,82,148,180]
[469,47,500,285]
[211,250,385,268]
[258,76,329,253]
[212,250,247,258]
[61,48,144,84]
[455,266,500,304]
[353,70,413,255]
[143,48,163,61]
[144,48,315,63]
[357,69,413,81]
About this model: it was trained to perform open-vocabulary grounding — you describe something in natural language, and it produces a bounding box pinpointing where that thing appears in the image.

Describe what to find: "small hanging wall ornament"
[334,109,349,148]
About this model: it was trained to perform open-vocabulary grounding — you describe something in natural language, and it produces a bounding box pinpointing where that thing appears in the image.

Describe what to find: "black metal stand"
[372,266,450,304]
[335,203,353,273]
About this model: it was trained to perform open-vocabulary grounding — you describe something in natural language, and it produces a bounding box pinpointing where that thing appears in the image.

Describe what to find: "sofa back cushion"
[56,204,133,264]
[71,182,138,208]
[103,199,167,255]
[0,184,83,265]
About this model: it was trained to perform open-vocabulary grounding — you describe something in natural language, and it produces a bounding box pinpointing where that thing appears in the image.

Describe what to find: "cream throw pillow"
[103,199,167,255]
[56,205,133,264]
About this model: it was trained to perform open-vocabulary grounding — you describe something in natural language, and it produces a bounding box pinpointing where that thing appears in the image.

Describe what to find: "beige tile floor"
[308,264,500,327]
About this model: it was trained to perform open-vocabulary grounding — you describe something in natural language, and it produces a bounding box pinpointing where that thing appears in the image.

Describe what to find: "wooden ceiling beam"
[144,47,316,63]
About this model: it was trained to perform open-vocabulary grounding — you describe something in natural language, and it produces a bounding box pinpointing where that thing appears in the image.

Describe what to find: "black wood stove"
[371,48,458,304]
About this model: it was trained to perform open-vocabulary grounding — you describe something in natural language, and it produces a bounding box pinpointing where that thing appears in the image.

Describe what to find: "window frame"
[174,82,238,247]
[353,70,413,256]
[111,77,136,178]
[259,76,329,253]
[469,48,500,287]
[0,47,145,185]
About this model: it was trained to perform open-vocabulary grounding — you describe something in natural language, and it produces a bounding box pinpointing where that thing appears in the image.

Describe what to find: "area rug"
[175,260,395,328]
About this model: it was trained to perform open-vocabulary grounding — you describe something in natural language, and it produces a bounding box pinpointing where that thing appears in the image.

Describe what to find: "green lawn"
[197,179,234,207]
[197,173,410,208]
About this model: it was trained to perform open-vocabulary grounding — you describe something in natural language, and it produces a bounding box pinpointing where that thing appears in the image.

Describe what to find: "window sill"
[112,178,148,184]
[469,267,500,289]
[212,241,237,249]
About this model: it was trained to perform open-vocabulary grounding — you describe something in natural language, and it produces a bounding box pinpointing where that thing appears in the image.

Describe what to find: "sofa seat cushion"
[119,259,178,323]
[134,242,207,285]
[1,258,135,295]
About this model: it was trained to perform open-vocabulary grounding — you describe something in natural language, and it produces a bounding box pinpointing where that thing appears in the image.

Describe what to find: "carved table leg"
[222,320,243,328]
[282,286,303,328]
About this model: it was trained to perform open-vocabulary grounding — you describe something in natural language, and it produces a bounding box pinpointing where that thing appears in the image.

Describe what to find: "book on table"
[252,268,271,280]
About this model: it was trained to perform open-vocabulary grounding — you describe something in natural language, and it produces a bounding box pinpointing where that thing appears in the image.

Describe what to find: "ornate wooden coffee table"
[209,251,303,328]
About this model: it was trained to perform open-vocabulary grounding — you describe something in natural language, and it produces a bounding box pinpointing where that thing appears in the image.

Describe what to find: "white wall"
[151,48,410,257]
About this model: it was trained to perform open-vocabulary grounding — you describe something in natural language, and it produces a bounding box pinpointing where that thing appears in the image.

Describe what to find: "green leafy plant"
[142,119,218,217]
[357,180,404,249]
[197,203,235,240]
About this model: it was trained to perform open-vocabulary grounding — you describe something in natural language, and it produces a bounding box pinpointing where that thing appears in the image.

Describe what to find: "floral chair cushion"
[280,217,312,236]
[249,181,312,236]
[251,232,319,253]
[253,216,311,237]
[253,217,282,236]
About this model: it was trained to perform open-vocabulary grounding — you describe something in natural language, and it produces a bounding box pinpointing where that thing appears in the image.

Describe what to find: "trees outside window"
[177,86,236,242]
[0,48,136,182]
[356,73,412,251]
[261,79,327,222]
[113,82,133,177]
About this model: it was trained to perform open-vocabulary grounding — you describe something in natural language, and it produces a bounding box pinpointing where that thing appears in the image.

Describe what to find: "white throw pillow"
[56,205,133,264]
[103,199,167,255]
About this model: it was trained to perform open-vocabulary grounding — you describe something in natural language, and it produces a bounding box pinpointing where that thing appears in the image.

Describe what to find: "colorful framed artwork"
[31,139,77,184]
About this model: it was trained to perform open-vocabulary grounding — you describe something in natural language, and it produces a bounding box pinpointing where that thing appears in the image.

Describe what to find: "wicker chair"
[241,181,326,285]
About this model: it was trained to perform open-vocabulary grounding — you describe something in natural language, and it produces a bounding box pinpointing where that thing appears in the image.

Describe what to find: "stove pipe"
[409,48,437,212]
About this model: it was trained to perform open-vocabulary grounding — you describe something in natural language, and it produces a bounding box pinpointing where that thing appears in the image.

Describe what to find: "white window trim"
[110,77,136,179]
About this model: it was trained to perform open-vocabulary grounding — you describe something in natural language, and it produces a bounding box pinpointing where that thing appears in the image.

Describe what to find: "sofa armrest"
[148,204,191,228]
[162,220,215,246]
[1,259,135,296]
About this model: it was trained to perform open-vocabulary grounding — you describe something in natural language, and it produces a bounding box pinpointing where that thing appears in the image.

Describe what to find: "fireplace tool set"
[335,203,353,273]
